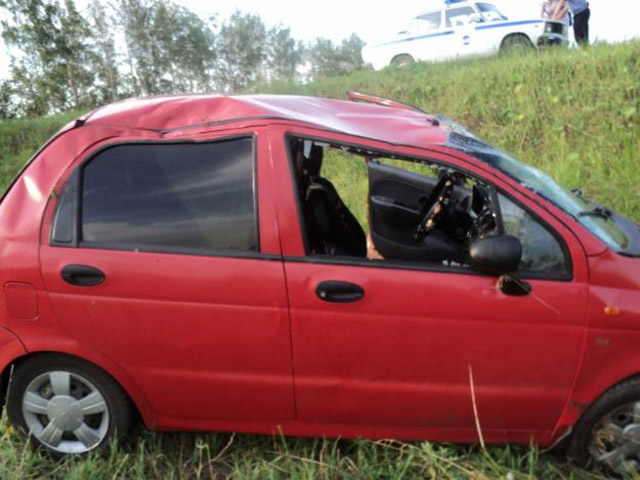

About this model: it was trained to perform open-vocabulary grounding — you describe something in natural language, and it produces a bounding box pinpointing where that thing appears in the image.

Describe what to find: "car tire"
[390,54,415,68]
[568,378,640,475]
[500,34,533,53]
[6,354,135,456]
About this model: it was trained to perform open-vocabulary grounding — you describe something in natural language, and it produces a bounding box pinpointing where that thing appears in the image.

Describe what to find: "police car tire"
[501,34,533,52]
[391,54,414,67]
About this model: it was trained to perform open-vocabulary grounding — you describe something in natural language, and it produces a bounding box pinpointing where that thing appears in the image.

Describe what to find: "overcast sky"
[172,0,639,45]
[1,0,638,78]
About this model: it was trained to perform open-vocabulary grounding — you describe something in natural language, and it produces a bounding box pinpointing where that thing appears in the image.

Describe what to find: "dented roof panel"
[85,94,449,147]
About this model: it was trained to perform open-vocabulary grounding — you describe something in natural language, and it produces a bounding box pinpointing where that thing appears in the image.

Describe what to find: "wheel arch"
[553,370,640,444]
[1,350,154,427]
[500,33,534,50]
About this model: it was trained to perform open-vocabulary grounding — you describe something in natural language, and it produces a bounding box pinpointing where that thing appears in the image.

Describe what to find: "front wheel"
[568,378,640,475]
[6,355,135,455]
[500,34,534,53]
[390,54,415,68]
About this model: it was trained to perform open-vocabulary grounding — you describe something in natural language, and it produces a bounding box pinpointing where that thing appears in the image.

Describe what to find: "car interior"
[289,138,502,267]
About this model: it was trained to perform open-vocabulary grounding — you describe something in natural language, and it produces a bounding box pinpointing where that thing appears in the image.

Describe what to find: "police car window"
[415,12,442,32]
[79,138,258,254]
[476,3,508,21]
[446,7,478,28]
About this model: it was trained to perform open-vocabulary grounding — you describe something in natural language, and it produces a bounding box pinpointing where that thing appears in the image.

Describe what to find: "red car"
[1,93,639,471]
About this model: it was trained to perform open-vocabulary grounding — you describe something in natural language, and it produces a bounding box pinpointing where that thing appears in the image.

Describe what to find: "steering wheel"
[414,173,458,242]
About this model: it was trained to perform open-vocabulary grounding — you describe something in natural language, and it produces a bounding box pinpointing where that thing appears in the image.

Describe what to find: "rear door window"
[446,6,478,27]
[414,12,443,33]
[53,137,258,254]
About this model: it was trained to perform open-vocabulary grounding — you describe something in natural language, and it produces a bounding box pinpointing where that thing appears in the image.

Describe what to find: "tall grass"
[0,110,81,194]
[0,415,604,479]
[0,41,638,478]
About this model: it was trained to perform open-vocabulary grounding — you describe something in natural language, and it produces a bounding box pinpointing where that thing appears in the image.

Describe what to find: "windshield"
[476,3,508,21]
[447,132,630,251]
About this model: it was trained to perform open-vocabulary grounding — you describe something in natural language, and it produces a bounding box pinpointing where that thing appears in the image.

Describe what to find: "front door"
[273,132,588,440]
[39,131,295,422]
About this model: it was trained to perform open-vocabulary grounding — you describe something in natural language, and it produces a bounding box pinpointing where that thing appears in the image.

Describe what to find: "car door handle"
[315,281,364,303]
[61,265,105,287]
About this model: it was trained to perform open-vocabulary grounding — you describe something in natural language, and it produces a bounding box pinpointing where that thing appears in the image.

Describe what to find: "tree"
[339,33,366,72]
[58,0,98,108]
[151,1,215,93]
[306,33,365,81]
[0,80,15,119]
[118,0,162,95]
[216,11,267,92]
[118,0,215,95]
[0,0,98,115]
[87,0,121,102]
[266,25,303,83]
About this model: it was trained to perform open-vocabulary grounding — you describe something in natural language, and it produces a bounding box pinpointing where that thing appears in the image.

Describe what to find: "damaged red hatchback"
[1,93,639,471]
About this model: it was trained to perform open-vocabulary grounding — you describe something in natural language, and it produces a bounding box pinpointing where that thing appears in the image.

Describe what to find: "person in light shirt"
[540,0,570,24]
[566,0,591,45]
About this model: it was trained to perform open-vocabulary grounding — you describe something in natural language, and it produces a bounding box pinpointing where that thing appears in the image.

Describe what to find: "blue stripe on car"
[475,20,543,31]
[378,30,455,47]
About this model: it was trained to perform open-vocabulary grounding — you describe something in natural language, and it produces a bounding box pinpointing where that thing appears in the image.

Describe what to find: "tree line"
[0,0,366,119]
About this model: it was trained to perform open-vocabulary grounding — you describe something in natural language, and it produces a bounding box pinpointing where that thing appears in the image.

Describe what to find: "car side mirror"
[469,235,522,275]
[470,14,483,24]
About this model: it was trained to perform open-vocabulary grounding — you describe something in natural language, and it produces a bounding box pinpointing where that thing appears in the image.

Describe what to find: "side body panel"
[1,123,297,428]
[0,126,160,419]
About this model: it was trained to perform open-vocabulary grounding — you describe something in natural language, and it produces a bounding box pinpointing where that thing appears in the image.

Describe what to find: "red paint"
[3,283,39,320]
[0,94,637,447]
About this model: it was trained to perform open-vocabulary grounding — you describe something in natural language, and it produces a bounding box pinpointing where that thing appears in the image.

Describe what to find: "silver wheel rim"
[590,401,640,474]
[22,370,110,454]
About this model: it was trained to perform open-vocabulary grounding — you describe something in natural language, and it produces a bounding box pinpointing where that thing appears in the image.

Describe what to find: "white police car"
[363,1,569,69]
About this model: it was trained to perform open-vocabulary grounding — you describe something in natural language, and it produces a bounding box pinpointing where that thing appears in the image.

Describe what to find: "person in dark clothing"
[567,0,590,45]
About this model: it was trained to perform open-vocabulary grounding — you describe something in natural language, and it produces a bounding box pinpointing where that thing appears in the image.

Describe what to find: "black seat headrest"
[305,145,323,177]
[293,142,323,179]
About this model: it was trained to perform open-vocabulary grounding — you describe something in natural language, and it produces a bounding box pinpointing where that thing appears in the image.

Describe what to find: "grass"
[0,110,81,194]
[0,416,605,479]
[267,41,640,221]
[1,40,639,478]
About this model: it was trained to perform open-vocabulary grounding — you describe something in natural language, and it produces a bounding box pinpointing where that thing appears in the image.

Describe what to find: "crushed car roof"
[84,94,449,148]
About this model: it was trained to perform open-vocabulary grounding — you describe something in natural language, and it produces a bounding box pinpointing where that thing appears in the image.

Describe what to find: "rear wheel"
[390,54,415,68]
[501,34,533,53]
[568,378,640,475]
[6,355,135,456]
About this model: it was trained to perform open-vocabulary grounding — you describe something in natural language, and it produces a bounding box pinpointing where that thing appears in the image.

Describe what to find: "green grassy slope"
[268,41,640,220]
[0,41,638,479]
[0,111,81,194]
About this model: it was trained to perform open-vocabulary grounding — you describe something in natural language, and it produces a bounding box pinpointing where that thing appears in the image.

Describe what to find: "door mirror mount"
[497,274,532,297]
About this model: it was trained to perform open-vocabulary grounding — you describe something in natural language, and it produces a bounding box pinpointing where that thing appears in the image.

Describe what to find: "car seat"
[295,144,367,257]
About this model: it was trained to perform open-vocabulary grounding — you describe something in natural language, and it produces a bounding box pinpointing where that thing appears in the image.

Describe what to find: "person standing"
[541,0,570,23]
[566,0,591,45]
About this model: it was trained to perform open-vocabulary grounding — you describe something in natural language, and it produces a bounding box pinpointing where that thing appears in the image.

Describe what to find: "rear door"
[39,130,295,423]
[444,5,482,58]
[409,9,452,62]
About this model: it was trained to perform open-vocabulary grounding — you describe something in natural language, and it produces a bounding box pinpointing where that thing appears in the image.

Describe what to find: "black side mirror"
[469,235,522,275]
